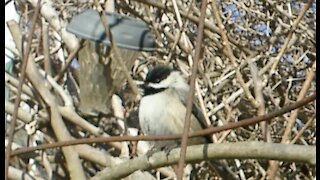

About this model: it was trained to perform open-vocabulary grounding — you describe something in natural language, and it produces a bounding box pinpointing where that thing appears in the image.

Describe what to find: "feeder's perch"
[66,9,155,116]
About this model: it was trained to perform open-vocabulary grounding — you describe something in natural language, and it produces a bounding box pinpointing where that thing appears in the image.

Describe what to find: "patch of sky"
[295,70,305,78]
[271,47,277,54]
[312,2,316,13]
[295,118,305,129]
[222,3,243,23]
[291,0,302,13]
[250,38,258,46]
[254,23,272,36]
[284,55,294,63]
[303,55,312,66]
[269,43,282,54]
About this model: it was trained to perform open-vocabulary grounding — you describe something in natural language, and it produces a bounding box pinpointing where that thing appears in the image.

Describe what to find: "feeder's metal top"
[66,9,156,52]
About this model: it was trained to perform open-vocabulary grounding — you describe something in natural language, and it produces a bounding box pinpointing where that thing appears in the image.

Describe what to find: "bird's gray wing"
[176,86,209,129]
[178,93,213,143]
[179,93,209,130]
[165,98,207,145]
[191,102,209,129]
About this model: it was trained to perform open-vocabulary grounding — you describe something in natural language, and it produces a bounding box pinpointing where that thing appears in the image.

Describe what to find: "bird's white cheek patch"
[148,82,167,89]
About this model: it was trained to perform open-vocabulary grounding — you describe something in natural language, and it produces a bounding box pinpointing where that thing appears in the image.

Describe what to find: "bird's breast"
[139,92,170,134]
[139,90,206,147]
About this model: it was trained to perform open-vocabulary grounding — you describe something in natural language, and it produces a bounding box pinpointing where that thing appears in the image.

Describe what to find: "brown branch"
[54,40,83,82]
[5,99,120,167]
[5,1,41,179]
[177,1,208,179]
[58,106,122,150]
[42,19,52,76]
[291,116,315,144]
[281,62,316,143]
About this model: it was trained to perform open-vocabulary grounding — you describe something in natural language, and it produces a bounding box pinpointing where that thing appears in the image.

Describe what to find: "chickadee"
[138,66,237,179]
[139,66,209,149]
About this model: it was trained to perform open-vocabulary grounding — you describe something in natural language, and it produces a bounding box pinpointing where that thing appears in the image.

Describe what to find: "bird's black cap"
[145,66,173,84]
[141,66,173,96]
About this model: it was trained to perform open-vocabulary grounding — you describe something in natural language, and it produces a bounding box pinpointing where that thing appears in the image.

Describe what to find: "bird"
[138,65,238,179]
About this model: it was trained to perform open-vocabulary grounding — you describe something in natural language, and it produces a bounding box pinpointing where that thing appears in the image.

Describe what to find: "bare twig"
[281,61,316,143]
[131,0,253,56]
[5,1,41,179]
[177,1,207,179]
[5,0,315,178]
[42,19,52,75]
[249,61,268,140]
[291,116,315,144]
[166,0,194,62]
[54,41,83,82]
[21,51,86,179]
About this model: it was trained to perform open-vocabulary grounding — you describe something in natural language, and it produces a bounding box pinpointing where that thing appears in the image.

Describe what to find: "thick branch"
[91,142,316,180]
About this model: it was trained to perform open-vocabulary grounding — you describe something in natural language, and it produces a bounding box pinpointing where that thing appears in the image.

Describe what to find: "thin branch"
[281,61,316,143]
[5,1,41,179]
[177,1,208,179]
[249,61,268,140]
[42,19,52,76]
[166,0,194,62]
[291,116,315,144]
[54,40,83,82]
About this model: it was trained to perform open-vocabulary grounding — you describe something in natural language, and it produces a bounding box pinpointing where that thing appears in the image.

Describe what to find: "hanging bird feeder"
[66,9,155,116]
[66,9,156,51]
